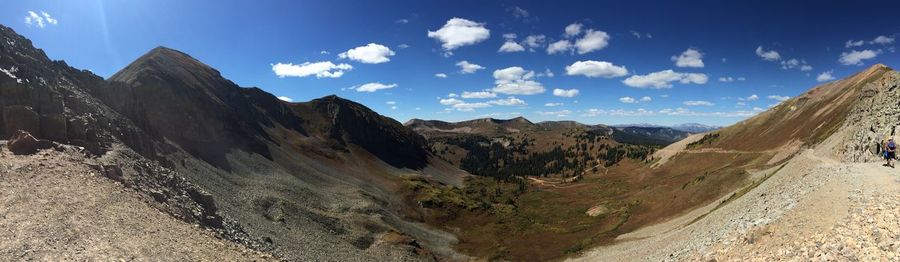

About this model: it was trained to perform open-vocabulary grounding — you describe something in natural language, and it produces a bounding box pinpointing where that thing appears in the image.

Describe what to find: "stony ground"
[573,148,900,261]
[0,141,273,261]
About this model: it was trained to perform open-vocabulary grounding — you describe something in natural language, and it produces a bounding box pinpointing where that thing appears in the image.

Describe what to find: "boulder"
[3,105,39,137]
[7,130,51,155]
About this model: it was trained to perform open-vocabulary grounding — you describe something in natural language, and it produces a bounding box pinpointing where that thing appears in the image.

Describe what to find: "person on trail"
[884,138,896,168]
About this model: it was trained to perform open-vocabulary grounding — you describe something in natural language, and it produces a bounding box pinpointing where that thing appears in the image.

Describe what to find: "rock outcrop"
[7,130,52,155]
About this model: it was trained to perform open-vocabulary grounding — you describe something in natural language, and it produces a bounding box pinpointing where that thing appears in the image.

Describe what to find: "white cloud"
[846,40,864,48]
[272,61,353,78]
[440,98,464,105]
[391,106,398,110]
[456,60,485,74]
[780,58,812,71]
[737,77,746,81]
[839,49,880,66]
[355,82,397,92]
[684,100,714,106]
[498,41,525,52]
[565,23,583,37]
[397,44,410,49]
[630,30,651,39]
[564,60,628,78]
[552,88,579,97]
[538,68,554,78]
[619,96,637,103]
[622,70,707,88]
[386,101,397,105]
[719,76,734,82]
[522,35,545,50]
[672,48,704,68]
[574,29,610,54]
[546,39,573,54]
[447,93,458,97]
[538,110,572,117]
[545,102,563,107]
[338,43,395,64]
[435,73,448,78]
[277,96,294,102]
[737,94,759,101]
[582,108,655,117]
[452,102,491,111]
[491,67,545,95]
[320,50,330,55]
[872,35,895,45]
[489,97,526,106]
[755,46,781,61]
[461,91,497,99]
[640,96,652,102]
[396,19,409,24]
[503,33,517,40]
[816,70,836,82]
[767,95,790,101]
[24,11,57,28]
[427,18,490,51]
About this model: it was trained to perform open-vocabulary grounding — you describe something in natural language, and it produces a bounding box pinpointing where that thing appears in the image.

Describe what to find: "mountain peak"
[109,46,222,86]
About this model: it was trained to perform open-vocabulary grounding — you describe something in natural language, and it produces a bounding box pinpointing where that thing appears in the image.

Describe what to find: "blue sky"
[4,0,900,126]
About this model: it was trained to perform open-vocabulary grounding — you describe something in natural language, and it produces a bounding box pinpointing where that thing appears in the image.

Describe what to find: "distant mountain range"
[613,122,721,133]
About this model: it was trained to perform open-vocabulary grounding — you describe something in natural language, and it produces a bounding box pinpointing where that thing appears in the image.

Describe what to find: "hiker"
[885,138,897,168]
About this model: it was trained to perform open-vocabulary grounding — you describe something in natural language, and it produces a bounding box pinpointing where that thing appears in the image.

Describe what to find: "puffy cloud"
[672,48,704,68]
[354,82,397,92]
[488,97,526,106]
[427,18,490,51]
[395,19,409,24]
[640,96,652,102]
[546,39,573,54]
[538,110,572,117]
[386,101,397,105]
[439,98,463,105]
[538,68,554,78]
[277,96,294,102]
[574,29,610,54]
[522,35,546,50]
[619,96,637,103]
[545,102,563,107]
[447,93,458,97]
[435,73,448,78]
[456,60,485,74]
[272,61,352,78]
[552,88,579,97]
[816,70,835,82]
[491,66,545,95]
[452,102,491,111]
[839,49,880,65]
[622,70,707,88]
[461,91,497,99]
[872,35,895,45]
[684,100,714,106]
[767,95,790,101]
[780,58,812,71]
[24,11,57,28]
[564,60,628,78]
[564,23,583,37]
[719,76,734,82]
[755,46,781,61]
[499,41,525,52]
[338,43,395,64]
[846,40,865,48]
[397,44,410,49]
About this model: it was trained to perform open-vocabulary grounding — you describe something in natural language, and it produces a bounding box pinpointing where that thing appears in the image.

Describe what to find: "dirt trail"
[572,148,900,261]
[0,143,273,261]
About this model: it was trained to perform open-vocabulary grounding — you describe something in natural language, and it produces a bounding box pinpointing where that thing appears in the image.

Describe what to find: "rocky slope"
[0,24,466,261]
[574,64,900,261]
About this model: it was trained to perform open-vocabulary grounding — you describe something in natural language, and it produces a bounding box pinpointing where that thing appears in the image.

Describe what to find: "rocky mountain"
[0,24,466,261]
[5,20,900,261]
